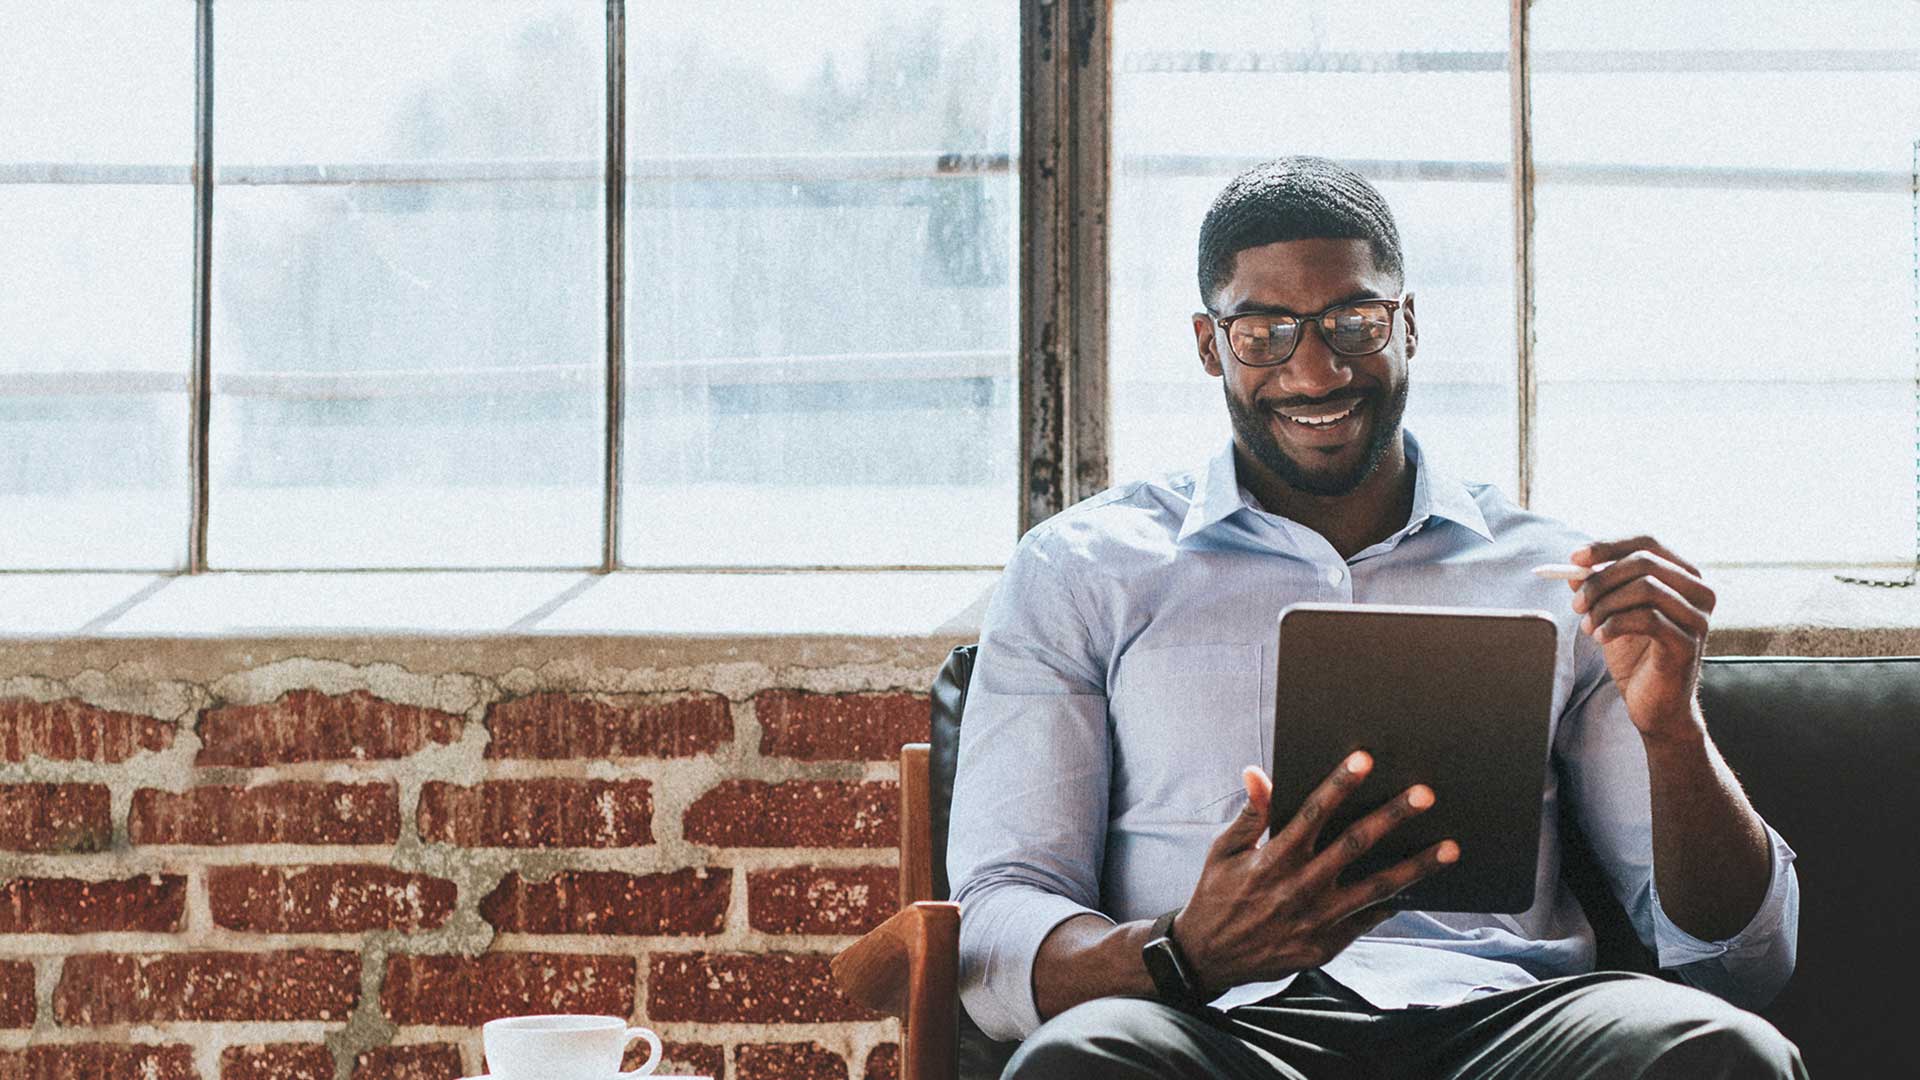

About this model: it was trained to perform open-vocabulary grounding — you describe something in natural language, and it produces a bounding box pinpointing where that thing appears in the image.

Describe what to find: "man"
[947,157,1803,1078]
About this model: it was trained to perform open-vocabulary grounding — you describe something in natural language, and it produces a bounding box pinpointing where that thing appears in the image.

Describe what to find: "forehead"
[1214,237,1395,314]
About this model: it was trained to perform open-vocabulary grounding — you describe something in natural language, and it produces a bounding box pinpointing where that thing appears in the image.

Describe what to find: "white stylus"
[1530,562,1592,582]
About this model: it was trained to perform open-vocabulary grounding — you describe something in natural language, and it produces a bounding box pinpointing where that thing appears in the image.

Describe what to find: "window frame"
[9,0,1910,572]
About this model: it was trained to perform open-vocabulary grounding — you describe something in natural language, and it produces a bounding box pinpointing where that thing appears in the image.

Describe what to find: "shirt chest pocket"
[1109,643,1265,822]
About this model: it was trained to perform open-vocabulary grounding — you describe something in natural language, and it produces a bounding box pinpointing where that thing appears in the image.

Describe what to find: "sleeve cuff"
[958,890,1114,1041]
[1648,822,1798,967]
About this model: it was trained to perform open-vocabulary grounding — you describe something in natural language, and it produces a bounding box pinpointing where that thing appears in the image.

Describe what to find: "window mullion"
[603,0,626,572]
[1510,0,1537,508]
[188,0,214,572]
[1019,0,1112,536]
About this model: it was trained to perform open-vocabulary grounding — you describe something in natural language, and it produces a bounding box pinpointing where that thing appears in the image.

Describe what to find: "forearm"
[1031,913,1160,1021]
[1642,705,1772,941]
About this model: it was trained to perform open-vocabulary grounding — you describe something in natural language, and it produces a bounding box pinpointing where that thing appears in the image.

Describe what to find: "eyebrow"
[1223,290,1388,318]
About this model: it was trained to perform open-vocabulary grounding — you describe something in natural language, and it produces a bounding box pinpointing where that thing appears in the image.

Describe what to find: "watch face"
[1143,939,1195,1003]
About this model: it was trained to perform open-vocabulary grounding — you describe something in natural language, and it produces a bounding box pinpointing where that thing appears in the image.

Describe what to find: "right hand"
[1171,752,1459,994]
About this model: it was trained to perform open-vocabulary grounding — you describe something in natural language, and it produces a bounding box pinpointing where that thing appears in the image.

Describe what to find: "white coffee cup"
[482,1014,661,1079]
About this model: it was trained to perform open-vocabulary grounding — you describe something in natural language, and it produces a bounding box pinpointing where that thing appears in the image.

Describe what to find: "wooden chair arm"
[832,900,960,1080]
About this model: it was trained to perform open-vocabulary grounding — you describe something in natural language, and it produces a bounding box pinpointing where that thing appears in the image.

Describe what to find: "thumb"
[1212,765,1273,857]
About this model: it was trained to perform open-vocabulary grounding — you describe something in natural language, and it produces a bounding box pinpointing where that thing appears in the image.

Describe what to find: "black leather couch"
[926,651,1919,1078]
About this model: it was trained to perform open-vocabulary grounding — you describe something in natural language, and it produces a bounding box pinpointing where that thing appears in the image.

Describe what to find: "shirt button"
[1326,565,1346,585]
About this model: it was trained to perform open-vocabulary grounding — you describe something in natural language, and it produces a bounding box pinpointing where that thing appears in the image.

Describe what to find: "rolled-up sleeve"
[948,530,1114,1041]
[1554,638,1800,1010]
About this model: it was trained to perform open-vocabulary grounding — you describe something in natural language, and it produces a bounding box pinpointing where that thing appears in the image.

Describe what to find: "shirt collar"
[1404,431,1494,543]
[1175,431,1494,545]
[1176,439,1255,543]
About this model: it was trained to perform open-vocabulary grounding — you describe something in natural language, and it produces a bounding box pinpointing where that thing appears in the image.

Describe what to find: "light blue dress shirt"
[948,432,1799,1042]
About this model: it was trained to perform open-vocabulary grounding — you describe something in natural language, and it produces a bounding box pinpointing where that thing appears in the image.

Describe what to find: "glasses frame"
[1207,296,1407,368]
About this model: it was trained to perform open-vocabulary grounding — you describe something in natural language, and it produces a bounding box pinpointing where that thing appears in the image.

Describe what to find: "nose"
[1278,325,1355,398]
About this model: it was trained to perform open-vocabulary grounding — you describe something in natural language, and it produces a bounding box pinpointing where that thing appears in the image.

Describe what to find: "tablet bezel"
[1269,601,1559,914]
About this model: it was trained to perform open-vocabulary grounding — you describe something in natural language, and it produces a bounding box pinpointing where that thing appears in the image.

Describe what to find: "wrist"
[1142,908,1205,1006]
[1638,702,1708,752]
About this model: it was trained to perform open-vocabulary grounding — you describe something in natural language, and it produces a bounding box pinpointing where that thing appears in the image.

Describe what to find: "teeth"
[1286,403,1358,427]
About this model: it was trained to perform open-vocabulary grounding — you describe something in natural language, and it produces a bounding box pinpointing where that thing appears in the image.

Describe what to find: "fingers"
[1570,540,1715,621]
[1266,750,1373,859]
[1295,781,1439,892]
[1575,535,1700,577]
[1580,575,1710,642]
[1209,765,1276,859]
[1315,838,1462,926]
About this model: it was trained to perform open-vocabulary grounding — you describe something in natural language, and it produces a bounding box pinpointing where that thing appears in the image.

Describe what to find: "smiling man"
[947,157,1804,1079]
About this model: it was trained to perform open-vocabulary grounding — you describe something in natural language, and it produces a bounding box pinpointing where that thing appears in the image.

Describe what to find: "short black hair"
[1196,156,1404,308]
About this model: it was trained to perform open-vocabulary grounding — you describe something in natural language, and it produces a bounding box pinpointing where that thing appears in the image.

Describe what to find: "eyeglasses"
[1208,297,1405,367]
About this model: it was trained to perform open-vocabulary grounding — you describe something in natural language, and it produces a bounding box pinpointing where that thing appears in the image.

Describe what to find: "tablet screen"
[1270,602,1558,914]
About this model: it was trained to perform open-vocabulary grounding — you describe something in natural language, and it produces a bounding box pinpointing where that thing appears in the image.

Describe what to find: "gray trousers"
[1002,971,1807,1080]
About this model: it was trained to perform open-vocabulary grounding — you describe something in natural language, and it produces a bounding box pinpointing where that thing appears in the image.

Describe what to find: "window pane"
[620,1,1018,567]
[1530,0,1920,563]
[0,2,193,569]
[1111,1,1516,492]
[210,0,604,568]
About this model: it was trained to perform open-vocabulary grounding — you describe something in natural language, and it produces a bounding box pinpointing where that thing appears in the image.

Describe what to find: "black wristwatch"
[1141,907,1204,1007]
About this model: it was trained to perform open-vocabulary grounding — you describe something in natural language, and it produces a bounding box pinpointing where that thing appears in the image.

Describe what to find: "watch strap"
[1142,907,1201,1007]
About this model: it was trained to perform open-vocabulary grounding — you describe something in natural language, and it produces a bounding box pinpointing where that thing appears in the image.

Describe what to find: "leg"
[1000,996,1302,1080]
[1415,972,1806,1080]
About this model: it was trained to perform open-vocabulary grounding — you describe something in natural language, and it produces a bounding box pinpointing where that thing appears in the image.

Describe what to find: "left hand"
[1569,536,1717,743]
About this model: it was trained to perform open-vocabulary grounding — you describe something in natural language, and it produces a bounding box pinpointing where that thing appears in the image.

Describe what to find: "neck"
[1237,437,1415,560]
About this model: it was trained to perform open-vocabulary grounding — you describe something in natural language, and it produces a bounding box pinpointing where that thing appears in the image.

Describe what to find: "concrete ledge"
[0,567,1912,664]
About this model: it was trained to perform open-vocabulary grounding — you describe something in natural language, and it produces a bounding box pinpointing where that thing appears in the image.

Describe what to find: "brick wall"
[0,637,958,1080]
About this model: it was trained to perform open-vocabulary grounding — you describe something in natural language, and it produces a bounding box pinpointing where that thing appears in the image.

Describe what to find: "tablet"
[1269,602,1558,914]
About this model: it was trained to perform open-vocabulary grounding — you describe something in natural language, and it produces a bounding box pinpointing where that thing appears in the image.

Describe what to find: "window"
[0,2,194,569]
[1111,0,1516,490]
[1528,0,1919,563]
[619,1,1018,567]
[3,1,1914,572]
[212,0,605,568]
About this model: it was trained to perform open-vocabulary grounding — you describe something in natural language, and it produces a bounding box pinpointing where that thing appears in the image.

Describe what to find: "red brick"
[0,874,186,933]
[864,1044,898,1080]
[380,952,635,1026]
[0,698,172,763]
[748,866,895,935]
[0,1044,198,1080]
[209,866,455,933]
[130,783,398,846]
[683,781,897,848]
[353,1044,463,1080]
[486,692,731,759]
[754,691,928,762]
[197,690,462,767]
[647,952,874,1023]
[53,950,359,1023]
[0,785,111,853]
[0,960,32,1027]
[130,783,399,846]
[737,1043,846,1080]
[480,867,728,935]
[649,1042,725,1080]
[417,779,652,848]
[219,1044,332,1080]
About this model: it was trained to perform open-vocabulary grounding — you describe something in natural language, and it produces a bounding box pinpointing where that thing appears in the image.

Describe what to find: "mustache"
[1261,389,1373,409]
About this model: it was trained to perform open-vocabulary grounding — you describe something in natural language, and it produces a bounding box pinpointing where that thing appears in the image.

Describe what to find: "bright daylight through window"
[0,1,1914,571]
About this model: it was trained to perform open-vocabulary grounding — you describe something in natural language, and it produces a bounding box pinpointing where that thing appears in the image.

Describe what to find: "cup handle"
[615,1027,662,1078]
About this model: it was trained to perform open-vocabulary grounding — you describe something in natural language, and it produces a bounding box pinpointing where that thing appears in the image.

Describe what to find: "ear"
[1401,293,1417,360]
[1193,312,1224,377]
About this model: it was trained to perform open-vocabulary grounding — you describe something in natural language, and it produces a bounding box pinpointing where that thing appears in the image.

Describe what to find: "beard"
[1225,375,1410,498]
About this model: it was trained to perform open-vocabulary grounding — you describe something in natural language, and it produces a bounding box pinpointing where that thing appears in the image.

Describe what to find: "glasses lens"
[1228,316,1299,366]
[1324,303,1394,355]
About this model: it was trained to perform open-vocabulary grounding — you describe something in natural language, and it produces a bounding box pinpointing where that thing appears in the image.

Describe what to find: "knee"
[1578,978,1802,1079]
[1645,1005,1803,1079]
[1001,997,1198,1080]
